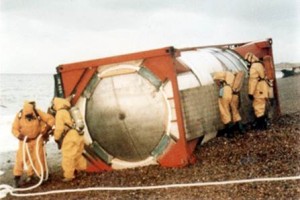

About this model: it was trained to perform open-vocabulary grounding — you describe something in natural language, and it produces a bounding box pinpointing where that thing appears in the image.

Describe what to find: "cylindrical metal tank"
[85,64,168,162]
[74,48,249,168]
[75,61,177,169]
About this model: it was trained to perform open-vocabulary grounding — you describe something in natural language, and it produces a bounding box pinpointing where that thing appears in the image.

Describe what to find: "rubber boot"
[62,177,74,182]
[225,122,234,138]
[25,175,39,184]
[251,117,260,130]
[263,115,268,130]
[237,121,246,135]
[13,176,21,188]
[257,116,263,130]
[258,115,267,130]
[25,176,32,183]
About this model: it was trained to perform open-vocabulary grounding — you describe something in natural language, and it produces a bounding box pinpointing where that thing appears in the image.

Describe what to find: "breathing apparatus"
[47,105,56,117]
[63,94,85,135]
[50,96,85,137]
[69,106,85,135]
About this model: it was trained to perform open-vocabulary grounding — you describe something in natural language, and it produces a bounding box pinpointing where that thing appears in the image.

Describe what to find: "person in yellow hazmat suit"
[12,101,55,188]
[52,97,87,182]
[245,52,269,130]
[231,71,246,135]
[213,71,245,138]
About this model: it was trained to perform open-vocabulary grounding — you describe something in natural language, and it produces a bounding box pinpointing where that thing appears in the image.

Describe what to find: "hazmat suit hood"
[245,52,259,63]
[53,97,71,111]
[213,71,234,87]
[13,100,41,138]
[213,72,225,81]
[22,101,37,119]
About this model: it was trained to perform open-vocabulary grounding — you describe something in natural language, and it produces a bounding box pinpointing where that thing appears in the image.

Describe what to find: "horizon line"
[0,73,54,75]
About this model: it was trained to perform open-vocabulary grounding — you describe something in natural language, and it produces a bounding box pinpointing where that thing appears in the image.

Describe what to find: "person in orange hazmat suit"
[52,97,87,182]
[245,52,269,130]
[12,101,55,188]
[213,71,245,138]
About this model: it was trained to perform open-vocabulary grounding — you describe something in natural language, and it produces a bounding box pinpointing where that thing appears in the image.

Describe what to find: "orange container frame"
[54,38,279,172]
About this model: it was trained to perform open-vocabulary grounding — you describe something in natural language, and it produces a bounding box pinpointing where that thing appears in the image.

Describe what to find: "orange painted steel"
[86,156,112,172]
[234,38,273,59]
[143,55,191,167]
[57,47,176,73]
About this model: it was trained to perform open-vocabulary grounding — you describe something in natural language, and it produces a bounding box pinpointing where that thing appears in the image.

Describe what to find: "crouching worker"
[12,101,55,188]
[52,97,87,182]
[245,52,269,130]
[213,71,245,138]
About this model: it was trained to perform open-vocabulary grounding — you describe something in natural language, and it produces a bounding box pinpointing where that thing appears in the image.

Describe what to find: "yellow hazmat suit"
[213,71,234,123]
[230,94,241,122]
[213,71,245,136]
[53,97,86,181]
[245,52,269,129]
[12,101,54,185]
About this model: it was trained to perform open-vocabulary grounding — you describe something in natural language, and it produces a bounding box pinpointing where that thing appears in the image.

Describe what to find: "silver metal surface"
[208,48,248,72]
[86,73,168,162]
[178,47,248,88]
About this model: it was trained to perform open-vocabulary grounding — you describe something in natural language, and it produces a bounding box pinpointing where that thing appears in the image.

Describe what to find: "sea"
[0,74,55,153]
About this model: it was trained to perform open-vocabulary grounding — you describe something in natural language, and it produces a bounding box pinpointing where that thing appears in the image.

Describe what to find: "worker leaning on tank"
[213,71,246,138]
[50,96,87,182]
[245,52,269,130]
[11,101,55,188]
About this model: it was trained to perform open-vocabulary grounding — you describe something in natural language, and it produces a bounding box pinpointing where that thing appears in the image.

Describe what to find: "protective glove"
[77,129,84,136]
[46,125,55,136]
[248,94,254,101]
[50,125,55,135]
[47,105,56,117]
[26,135,39,143]
[55,139,62,150]
[42,133,50,143]
[269,98,275,107]
[17,134,25,141]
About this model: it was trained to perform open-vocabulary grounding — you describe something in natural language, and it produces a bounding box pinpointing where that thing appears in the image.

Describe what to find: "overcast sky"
[0,0,299,74]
